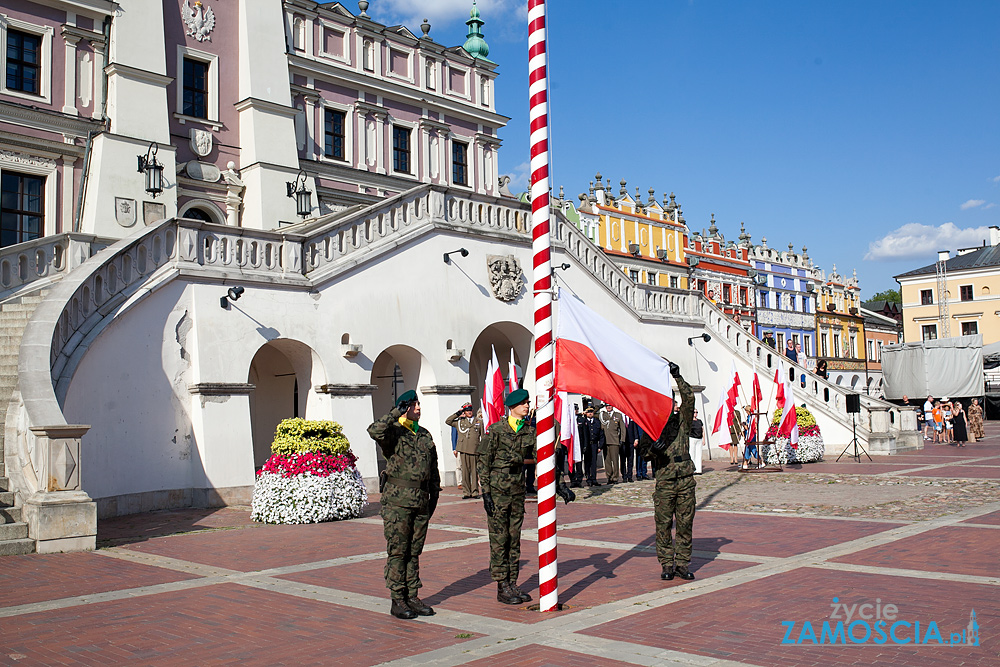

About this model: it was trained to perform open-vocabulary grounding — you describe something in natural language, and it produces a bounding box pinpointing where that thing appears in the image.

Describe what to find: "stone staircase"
[0,291,45,555]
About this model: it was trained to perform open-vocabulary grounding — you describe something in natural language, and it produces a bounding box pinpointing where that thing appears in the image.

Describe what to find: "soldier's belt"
[493,463,523,474]
[672,455,691,463]
[386,476,423,489]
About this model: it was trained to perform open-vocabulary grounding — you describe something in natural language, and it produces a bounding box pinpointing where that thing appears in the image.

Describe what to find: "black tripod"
[836,410,872,462]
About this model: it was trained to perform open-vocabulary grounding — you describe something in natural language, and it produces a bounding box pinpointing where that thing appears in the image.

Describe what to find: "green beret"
[505,388,529,407]
[396,390,417,407]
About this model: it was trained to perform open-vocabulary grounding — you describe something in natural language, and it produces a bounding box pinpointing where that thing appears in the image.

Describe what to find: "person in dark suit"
[580,405,605,486]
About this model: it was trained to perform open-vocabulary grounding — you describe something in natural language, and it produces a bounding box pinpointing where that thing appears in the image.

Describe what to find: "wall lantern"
[443,248,469,264]
[220,285,245,309]
[286,170,313,217]
[687,333,712,346]
[137,142,164,198]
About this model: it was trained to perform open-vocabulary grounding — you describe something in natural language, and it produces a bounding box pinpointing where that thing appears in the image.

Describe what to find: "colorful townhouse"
[815,265,868,390]
[686,215,755,332]
[748,239,821,355]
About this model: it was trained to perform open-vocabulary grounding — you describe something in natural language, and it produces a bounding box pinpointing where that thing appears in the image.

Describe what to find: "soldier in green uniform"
[367,390,441,619]
[478,388,536,605]
[639,363,698,582]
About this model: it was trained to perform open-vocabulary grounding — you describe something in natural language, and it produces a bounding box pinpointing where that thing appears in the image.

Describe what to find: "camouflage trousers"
[487,493,525,582]
[653,475,697,568]
[381,502,431,600]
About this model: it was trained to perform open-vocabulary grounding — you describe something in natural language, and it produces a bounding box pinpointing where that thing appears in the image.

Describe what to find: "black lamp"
[286,170,313,217]
[687,333,712,346]
[220,285,245,309]
[137,142,164,198]
[443,248,469,264]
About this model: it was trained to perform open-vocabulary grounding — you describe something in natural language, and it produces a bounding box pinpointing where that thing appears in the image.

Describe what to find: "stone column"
[23,425,97,553]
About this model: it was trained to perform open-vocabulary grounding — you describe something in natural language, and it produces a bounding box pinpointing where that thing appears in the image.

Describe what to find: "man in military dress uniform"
[580,405,605,486]
[446,403,482,498]
[478,388,536,605]
[639,363,698,582]
[600,403,626,484]
[368,390,441,619]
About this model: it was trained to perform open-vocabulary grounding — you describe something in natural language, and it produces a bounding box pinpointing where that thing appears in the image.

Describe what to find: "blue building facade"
[748,239,820,360]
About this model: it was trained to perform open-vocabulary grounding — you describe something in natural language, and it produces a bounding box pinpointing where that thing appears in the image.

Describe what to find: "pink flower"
[259,451,358,478]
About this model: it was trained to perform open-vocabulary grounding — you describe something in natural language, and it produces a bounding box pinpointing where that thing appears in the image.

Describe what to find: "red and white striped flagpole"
[528,0,558,612]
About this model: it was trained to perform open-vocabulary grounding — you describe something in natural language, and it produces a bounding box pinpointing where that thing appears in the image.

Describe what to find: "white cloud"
[502,160,530,193]
[986,203,998,210]
[991,174,1000,183]
[865,222,993,260]
[961,199,986,210]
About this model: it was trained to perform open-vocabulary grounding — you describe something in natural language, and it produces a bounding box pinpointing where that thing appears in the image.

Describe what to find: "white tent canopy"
[881,334,983,399]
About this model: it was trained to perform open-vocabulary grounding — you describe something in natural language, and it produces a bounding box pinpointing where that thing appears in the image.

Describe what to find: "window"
[5,29,40,94]
[363,39,374,71]
[669,276,678,288]
[804,335,811,356]
[183,57,209,119]
[821,334,828,357]
[452,141,468,185]
[920,289,933,305]
[849,335,857,358]
[789,295,796,311]
[921,324,937,341]
[392,126,411,173]
[722,284,731,303]
[629,269,639,282]
[480,76,490,106]
[1,171,44,247]
[646,271,657,285]
[324,109,346,160]
[867,340,873,360]
[739,287,747,306]
[962,321,978,336]
[759,290,769,308]
[833,333,841,357]
[960,285,973,302]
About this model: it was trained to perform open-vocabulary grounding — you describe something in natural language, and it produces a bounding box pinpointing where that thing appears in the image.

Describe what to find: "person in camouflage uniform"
[638,363,698,582]
[478,388,536,605]
[367,389,441,619]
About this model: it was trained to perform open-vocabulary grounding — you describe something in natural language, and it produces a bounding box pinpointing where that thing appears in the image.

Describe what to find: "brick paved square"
[831,526,1000,578]
[900,466,1000,479]
[278,540,752,625]
[0,583,477,666]
[462,644,641,666]
[119,519,463,572]
[97,507,259,546]
[429,499,650,533]
[560,511,903,558]
[786,462,915,474]
[964,510,1000,526]
[0,552,199,608]
[582,567,996,666]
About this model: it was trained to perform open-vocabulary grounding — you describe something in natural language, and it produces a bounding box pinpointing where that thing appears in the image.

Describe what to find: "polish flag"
[778,379,799,449]
[725,361,741,418]
[774,360,786,407]
[555,391,582,472]
[508,350,519,392]
[746,372,763,442]
[712,384,733,450]
[752,372,763,405]
[488,346,505,425]
[554,290,674,438]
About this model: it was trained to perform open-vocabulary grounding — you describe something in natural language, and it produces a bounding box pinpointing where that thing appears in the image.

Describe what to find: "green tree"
[866,288,900,304]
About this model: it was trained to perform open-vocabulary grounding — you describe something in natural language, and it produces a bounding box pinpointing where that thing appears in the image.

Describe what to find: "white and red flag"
[554,290,674,437]
[746,371,763,442]
[509,349,519,392]
[554,391,582,472]
[778,379,799,448]
[712,384,733,450]
[774,359,786,407]
[482,347,505,431]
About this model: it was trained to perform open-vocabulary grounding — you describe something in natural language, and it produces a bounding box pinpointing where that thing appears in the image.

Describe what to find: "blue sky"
[367,1,1000,295]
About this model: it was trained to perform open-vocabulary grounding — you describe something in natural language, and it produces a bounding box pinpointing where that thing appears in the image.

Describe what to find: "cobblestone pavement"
[0,428,997,666]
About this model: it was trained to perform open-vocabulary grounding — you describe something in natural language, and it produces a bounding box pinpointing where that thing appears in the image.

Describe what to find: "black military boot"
[674,565,695,580]
[555,481,576,504]
[406,596,435,616]
[497,581,522,605]
[508,579,532,603]
[390,599,417,619]
[661,565,675,580]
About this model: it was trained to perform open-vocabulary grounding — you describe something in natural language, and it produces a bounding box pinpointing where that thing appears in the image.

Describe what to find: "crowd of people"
[914,394,985,446]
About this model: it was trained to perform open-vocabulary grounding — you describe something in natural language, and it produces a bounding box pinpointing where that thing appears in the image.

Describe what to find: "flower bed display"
[251,418,368,524]
[762,406,825,465]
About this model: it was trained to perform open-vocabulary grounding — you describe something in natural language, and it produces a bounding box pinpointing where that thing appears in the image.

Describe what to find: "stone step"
[0,354,19,366]
[0,506,22,523]
[0,521,27,541]
[0,491,13,506]
[0,326,27,337]
[0,302,40,313]
[0,476,8,491]
[0,538,34,556]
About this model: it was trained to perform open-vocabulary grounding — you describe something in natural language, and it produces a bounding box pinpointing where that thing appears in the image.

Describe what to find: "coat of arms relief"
[182,1,216,42]
[487,255,524,302]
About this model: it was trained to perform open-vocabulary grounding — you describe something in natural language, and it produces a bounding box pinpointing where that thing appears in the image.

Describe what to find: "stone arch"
[179,199,226,225]
[248,339,325,468]
[370,345,435,473]
[469,321,534,411]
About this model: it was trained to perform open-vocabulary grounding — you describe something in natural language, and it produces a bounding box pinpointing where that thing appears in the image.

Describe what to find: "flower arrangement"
[252,418,367,524]
[762,405,825,465]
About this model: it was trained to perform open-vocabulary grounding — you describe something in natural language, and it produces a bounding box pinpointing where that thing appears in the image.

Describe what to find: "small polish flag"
[508,349,519,393]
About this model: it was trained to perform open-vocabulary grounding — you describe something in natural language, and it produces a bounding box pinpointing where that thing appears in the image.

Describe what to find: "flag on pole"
[711,384,733,450]
[746,371,763,442]
[509,350,519,392]
[778,379,799,449]
[554,290,674,438]
[489,346,505,425]
[555,391,582,472]
[774,360,786,407]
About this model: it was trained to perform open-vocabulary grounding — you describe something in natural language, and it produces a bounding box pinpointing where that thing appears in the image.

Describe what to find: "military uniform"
[600,406,625,483]
[639,369,697,580]
[368,394,441,615]
[478,390,536,604]
[446,409,482,498]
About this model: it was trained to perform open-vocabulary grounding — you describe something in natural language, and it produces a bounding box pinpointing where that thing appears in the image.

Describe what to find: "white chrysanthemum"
[251,468,368,524]
[762,434,825,465]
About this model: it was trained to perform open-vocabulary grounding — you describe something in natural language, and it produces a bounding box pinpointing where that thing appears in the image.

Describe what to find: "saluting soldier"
[478,388,536,605]
[368,390,441,620]
[446,403,483,499]
[639,363,698,582]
